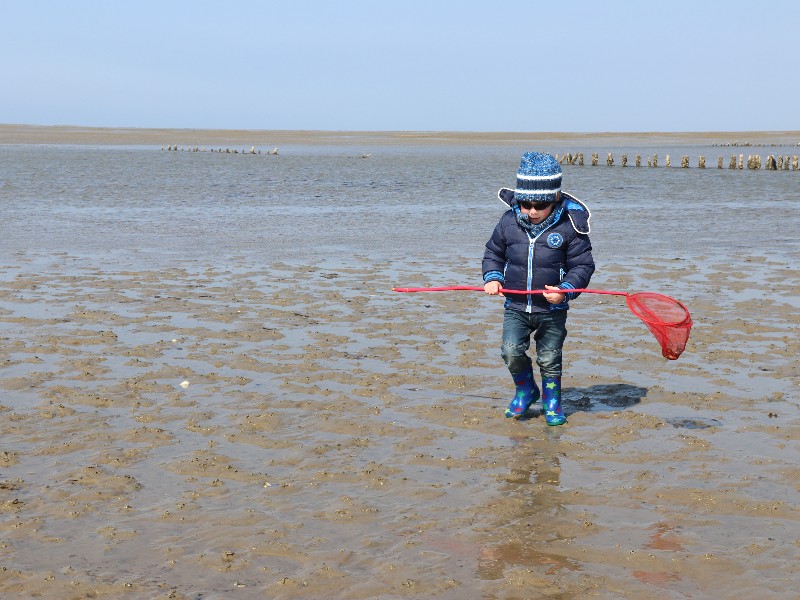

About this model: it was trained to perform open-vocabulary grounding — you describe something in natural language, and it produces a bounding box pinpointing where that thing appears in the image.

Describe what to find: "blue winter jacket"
[482,189,595,313]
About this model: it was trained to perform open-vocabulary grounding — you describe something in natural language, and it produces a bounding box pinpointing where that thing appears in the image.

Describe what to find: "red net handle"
[393,286,628,297]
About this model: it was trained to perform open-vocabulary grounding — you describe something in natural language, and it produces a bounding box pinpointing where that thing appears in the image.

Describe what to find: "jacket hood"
[497,188,591,235]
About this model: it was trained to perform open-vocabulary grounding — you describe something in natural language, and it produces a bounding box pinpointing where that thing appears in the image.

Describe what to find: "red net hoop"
[625,292,693,360]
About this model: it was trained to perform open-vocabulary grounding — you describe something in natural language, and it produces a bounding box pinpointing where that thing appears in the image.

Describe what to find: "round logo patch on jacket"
[547,233,564,248]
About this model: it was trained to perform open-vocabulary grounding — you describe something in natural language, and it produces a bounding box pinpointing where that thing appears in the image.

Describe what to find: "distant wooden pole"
[267,147,789,173]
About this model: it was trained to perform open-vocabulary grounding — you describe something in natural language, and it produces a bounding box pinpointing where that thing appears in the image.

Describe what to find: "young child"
[483,151,594,425]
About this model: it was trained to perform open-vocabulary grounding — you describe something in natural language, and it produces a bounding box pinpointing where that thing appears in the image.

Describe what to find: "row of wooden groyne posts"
[160,144,798,170]
[162,145,279,155]
[555,152,799,170]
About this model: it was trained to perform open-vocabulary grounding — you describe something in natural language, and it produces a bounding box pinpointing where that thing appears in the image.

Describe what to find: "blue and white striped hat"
[513,151,562,203]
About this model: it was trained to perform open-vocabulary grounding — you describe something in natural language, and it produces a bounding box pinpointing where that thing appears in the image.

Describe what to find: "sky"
[2,0,799,132]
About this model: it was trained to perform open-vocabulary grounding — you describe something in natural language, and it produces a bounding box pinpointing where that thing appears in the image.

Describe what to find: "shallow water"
[1,138,799,599]
[2,141,799,265]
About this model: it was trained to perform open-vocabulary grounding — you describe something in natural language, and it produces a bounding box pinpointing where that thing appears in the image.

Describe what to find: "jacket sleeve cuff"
[558,281,577,301]
[483,271,505,284]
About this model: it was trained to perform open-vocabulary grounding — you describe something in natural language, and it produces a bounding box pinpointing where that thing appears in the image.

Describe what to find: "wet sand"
[1,248,799,599]
[1,126,800,598]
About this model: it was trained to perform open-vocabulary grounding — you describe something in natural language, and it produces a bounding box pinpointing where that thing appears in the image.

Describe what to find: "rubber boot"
[505,368,540,419]
[542,376,566,426]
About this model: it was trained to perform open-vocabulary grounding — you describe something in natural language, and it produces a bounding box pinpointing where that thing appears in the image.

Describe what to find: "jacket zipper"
[526,238,534,312]
[526,223,559,313]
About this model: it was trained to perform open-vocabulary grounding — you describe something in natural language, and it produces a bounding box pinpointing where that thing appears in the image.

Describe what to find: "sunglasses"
[518,201,553,211]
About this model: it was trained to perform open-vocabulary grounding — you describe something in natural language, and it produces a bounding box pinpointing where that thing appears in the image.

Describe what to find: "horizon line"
[3,123,800,136]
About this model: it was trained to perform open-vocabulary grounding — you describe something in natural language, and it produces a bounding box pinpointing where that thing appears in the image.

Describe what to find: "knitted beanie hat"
[513,151,562,203]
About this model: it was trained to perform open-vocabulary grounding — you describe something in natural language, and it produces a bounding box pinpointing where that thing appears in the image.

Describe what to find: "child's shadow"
[528,383,647,418]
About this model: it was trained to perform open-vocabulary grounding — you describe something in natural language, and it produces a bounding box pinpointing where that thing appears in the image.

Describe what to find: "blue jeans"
[501,308,568,378]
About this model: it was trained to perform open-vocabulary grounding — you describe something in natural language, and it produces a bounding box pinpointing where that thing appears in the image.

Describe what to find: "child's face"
[518,201,555,224]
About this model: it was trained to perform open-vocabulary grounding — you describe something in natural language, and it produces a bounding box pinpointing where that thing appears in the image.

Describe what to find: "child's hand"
[543,285,566,304]
[484,281,503,295]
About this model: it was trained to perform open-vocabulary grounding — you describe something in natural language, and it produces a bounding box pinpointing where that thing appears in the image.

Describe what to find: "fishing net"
[392,286,694,360]
[625,292,693,360]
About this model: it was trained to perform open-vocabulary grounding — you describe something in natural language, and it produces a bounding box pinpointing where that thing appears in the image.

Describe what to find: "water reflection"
[475,435,581,581]
[630,522,686,589]
[471,386,647,580]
